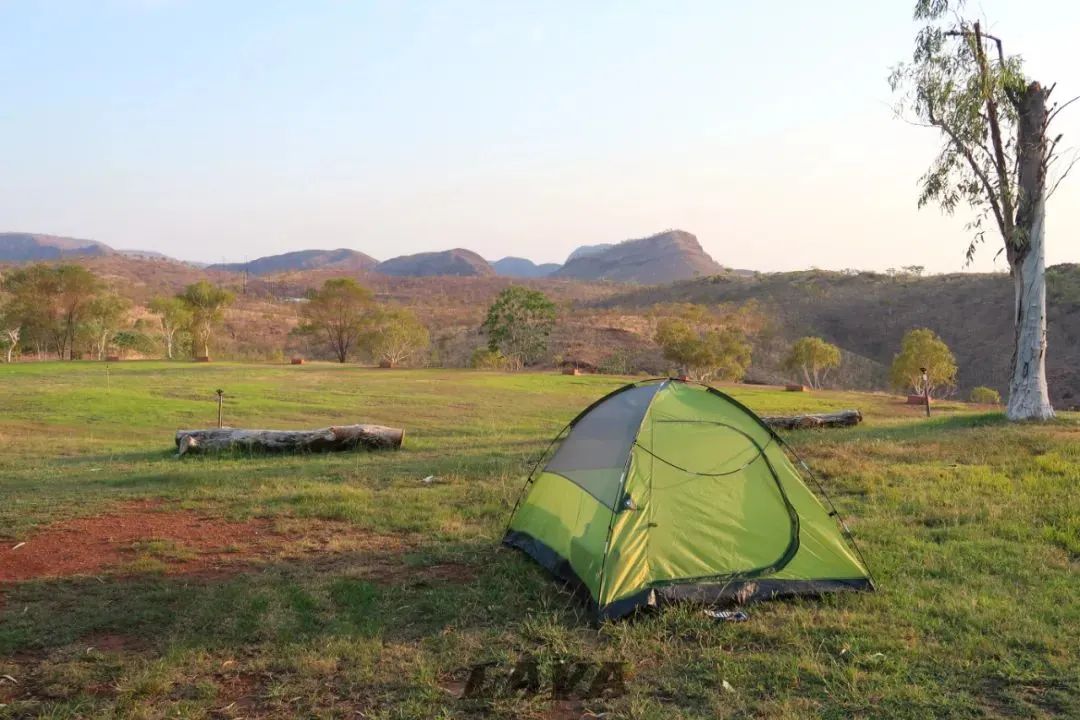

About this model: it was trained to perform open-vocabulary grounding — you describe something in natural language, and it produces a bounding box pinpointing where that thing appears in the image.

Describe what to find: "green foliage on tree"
[784,336,842,389]
[481,286,556,369]
[82,293,131,360]
[362,307,430,368]
[299,278,375,363]
[654,317,751,382]
[890,328,958,397]
[970,386,1002,404]
[148,296,193,360]
[178,281,234,358]
[1,264,104,360]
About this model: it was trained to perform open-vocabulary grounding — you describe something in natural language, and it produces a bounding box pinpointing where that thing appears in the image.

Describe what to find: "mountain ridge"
[0,233,114,262]
[376,248,495,277]
[208,249,377,276]
[554,230,722,284]
[491,257,561,278]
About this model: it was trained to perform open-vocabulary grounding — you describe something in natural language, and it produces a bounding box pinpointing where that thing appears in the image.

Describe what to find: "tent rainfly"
[503,378,874,620]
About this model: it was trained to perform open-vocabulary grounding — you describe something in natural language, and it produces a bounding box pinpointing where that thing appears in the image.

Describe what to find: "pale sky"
[2,0,1079,273]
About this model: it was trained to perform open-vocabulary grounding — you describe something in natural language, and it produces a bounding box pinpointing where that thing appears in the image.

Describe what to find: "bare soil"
[0,500,279,582]
[0,500,473,585]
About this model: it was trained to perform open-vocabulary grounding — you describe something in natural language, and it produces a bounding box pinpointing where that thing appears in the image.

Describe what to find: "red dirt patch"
[0,501,476,586]
[80,632,145,655]
[0,500,282,583]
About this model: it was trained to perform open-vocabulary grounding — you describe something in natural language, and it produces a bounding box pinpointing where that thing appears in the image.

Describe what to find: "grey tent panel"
[544,382,663,508]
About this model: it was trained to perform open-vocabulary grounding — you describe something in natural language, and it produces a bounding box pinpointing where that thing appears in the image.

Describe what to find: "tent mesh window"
[543,382,662,509]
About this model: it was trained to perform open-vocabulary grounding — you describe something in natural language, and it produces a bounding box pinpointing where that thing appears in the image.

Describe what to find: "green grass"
[0,361,1078,718]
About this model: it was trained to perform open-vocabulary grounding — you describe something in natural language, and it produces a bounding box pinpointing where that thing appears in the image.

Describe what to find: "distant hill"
[566,244,614,262]
[119,249,177,261]
[491,257,561,278]
[208,249,377,276]
[554,230,721,284]
[377,249,495,277]
[0,233,113,262]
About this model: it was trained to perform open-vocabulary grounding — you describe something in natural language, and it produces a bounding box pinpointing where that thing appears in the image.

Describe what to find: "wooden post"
[920,368,931,418]
[216,389,225,428]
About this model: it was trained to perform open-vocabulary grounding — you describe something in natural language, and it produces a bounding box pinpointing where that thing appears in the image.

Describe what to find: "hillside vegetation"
[0,364,1076,717]
[5,254,1080,407]
[597,266,1080,407]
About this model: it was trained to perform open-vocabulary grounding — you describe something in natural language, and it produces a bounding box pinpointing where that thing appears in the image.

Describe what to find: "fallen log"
[175,424,404,457]
[760,409,862,430]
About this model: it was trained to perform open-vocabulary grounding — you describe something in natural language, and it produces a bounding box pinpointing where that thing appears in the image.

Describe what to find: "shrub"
[470,347,507,370]
[970,386,1002,404]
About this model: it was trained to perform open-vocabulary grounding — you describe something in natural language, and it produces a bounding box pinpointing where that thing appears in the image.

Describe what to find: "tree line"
[0,265,235,362]
[0,266,1004,403]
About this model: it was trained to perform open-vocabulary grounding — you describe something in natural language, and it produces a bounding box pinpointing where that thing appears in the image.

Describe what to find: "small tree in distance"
[481,286,557,369]
[179,281,234,359]
[148,297,192,360]
[654,317,751,383]
[299,278,374,363]
[890,328,958,398]
[784,336,842,389]
[363,308,430,368]
[82,293,131,360]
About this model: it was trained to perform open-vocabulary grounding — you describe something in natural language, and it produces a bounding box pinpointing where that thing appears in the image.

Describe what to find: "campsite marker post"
[920,368,930,417]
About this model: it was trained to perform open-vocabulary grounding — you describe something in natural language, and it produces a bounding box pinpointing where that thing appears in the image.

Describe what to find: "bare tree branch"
[1047,94,1080,125]
[1046,133,1063,164]
[1047,153,1079,199]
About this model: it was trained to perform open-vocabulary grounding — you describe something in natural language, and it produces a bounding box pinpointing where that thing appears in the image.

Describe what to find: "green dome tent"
[503,378,874,620]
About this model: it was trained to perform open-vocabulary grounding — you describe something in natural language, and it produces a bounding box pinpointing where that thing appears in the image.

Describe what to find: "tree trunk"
[1007,82,1054,420]
[176,424,404,456]
[760,410,862,430]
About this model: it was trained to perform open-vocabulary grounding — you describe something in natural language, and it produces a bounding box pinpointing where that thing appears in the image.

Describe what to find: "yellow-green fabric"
[507,471,613,598]
[506,380,871,614]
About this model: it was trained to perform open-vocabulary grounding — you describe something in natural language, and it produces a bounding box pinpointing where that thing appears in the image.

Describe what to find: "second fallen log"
[176,424,404,456]
[760,410,862,430]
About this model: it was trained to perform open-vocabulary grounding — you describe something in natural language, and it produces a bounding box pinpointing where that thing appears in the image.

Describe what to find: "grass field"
[0,362,1077,719]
